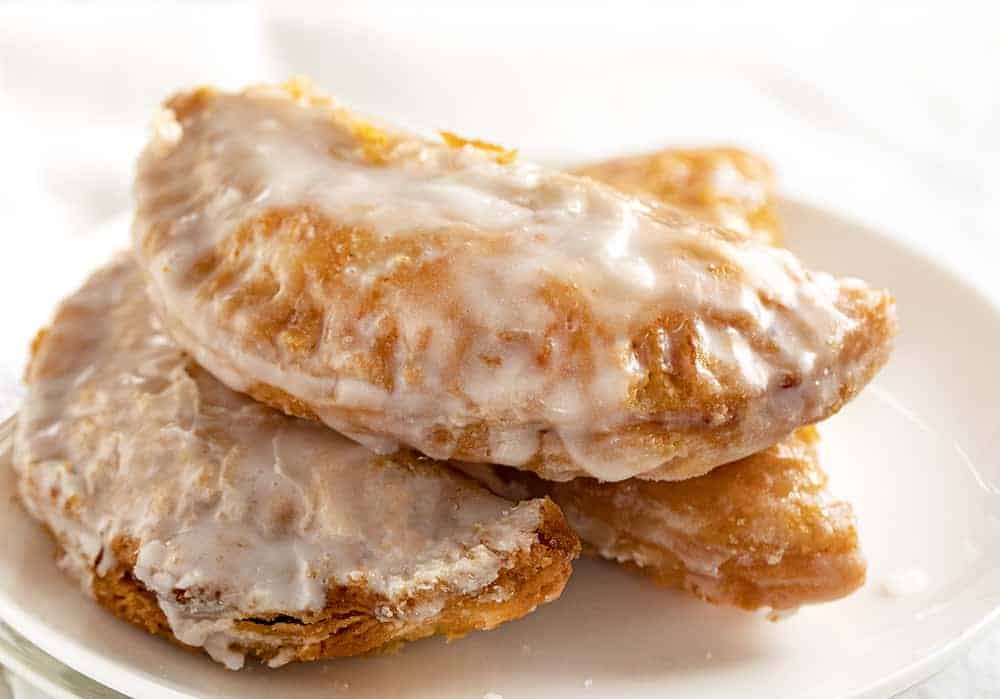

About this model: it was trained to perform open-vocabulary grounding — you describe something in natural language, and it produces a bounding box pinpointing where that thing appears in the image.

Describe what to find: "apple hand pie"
[13,256,579,669]
[132,79,896,482]
[458,427,863,610]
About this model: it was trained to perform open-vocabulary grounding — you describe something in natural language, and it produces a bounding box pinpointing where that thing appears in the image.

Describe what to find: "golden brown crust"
[572,147,781,245]
[246,382,321,422]
[609,541,865,611]
[467,428,865,610]
[23,327,50,382]
[79,500,578,665]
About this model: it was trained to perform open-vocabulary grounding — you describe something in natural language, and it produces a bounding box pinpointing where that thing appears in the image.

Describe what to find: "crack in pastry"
[13,257,579,669]
[132,79,896,483]
[450,148,866,610]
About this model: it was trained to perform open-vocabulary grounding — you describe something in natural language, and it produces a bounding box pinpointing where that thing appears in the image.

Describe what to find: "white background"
[0,2,997,696]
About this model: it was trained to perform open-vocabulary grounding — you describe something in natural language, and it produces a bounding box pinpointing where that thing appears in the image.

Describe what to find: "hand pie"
[458,427,863,610]
[132,80,896,482]
[572,147,781,244]
[13,257,579,669]
[457,149,864,610]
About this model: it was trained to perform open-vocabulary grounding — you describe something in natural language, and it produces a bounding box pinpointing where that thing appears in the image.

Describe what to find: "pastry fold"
[131,80,896,483]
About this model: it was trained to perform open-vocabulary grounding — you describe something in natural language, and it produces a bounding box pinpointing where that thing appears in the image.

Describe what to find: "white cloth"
[0,2,996,695]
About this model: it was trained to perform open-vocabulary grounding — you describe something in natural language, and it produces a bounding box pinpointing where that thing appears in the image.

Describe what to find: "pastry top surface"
[573,147,781,245]
[132,80,896,481]
[14,256,562,668]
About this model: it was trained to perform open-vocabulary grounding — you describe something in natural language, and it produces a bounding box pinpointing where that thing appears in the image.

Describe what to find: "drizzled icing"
[13,257,551,669]
[132,81,895,482]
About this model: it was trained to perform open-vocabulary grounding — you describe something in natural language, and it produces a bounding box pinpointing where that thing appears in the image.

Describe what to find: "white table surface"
[0,2,997,696]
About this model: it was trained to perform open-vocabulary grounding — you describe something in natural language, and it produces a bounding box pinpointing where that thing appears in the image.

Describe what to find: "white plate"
[0,621,125,699]
[0,202,998,699]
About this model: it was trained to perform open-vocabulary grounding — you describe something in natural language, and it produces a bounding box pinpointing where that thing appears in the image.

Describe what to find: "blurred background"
[0,1,997,695]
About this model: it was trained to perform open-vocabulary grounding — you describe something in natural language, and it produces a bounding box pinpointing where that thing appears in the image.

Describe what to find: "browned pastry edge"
[571,147,783,245]
[467,427,866,610]
[36,499,579,666]
[584,537,866,611]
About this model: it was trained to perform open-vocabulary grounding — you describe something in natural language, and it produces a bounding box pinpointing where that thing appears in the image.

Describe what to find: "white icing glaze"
[13,257,549,668]
[133,82,895,482]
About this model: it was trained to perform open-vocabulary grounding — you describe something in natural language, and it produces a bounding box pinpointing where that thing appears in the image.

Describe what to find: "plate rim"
[0,619,127,699]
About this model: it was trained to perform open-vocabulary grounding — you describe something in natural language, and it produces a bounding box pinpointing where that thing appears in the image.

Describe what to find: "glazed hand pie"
[457,149,865,610]
[132,80,896,483]
[572,147,781,244]
[13,257,579,669]
[459,427,863,610]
